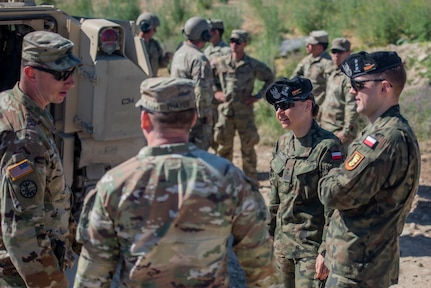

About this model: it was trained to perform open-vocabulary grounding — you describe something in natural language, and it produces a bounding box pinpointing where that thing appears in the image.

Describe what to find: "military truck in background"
[0,0,152,218]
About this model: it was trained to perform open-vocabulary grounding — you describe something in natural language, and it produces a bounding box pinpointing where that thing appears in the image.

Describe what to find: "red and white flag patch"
[331,151,343,160]
[363,136,377,148]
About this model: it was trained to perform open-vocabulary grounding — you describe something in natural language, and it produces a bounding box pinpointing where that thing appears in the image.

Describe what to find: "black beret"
[341,51,402,79]
[265,76,313,105]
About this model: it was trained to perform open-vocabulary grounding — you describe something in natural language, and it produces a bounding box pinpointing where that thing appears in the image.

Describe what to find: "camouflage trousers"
[275,255,325,288]
[324,272,365,288]
[214,102,259,181]
[190,116,213,151]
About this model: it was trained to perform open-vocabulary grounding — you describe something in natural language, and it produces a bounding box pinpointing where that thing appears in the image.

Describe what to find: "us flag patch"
[363,136,377,148]
[7,160,33,181]
[331,151,343,160]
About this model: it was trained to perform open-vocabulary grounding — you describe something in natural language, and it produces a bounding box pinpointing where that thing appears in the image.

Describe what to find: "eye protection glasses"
[30,66,76,81]
[230,38,243,45]
[274,101,295,111]
[350,78,387,91]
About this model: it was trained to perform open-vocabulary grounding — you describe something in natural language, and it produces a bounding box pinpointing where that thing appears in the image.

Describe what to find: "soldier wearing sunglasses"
[265,76,345,287]
[318,51,421,287]
[0,31,81,287]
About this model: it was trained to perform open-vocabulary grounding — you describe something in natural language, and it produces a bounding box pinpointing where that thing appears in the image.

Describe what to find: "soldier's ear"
[23,66,36,80]
[141,110,152,130]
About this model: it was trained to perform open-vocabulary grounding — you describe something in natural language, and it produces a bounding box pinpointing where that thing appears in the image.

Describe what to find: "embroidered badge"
[7,159,34,181]
[345,151,365,171]
[363,136,377,148]
[19,180,37,198]
[331,151,343,160]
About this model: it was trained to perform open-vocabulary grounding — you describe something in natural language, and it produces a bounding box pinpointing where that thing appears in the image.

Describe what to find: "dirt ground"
[230,136,431,287]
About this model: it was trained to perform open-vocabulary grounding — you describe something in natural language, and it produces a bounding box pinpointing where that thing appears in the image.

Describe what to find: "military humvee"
[0,0,152,218]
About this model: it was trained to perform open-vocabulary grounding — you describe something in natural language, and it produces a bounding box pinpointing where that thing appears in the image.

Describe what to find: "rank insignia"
[345,151,365,171]
[363,135,377,148]
[7,159,33,181]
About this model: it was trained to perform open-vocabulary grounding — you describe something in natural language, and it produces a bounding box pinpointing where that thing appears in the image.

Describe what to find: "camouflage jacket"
[269,121,345,258]
[171,42,214,118]
[319,105,421,287]
[320,67,358,141]
[212,53,274,104]
[0,84,72,287]
[204,41,231,94]
[75,143,276,288]
[291,51,333,105]
[145,38,169,77]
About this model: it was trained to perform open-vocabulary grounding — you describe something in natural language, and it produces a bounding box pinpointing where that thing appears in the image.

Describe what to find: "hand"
[214,91,226,103]
[336,131,347,144]
[315,254,329,280]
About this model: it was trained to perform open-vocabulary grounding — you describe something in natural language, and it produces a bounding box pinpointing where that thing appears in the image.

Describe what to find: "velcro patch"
[331,151,343,160]
[7,159,34,181]
[345,151,365,171]
[363,135,377,148]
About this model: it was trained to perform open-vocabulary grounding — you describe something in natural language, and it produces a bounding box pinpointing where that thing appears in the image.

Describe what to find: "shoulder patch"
[7,159,34,181]
[331,151,343,160]
[345,151,365,171]
[363,135,377,148]
[19,180,38,198]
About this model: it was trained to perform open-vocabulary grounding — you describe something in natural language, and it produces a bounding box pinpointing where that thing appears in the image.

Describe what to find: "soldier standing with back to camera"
[265,77,345,288]
[0,31,80,287]
[212,29,274,182]
[74,77,277,287]
[136,12,172,77]
[171,16,214,151]
[319,51,421,287]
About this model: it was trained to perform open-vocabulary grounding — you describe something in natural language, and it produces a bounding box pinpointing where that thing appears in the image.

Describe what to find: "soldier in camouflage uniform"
[136,12,172,77]
[205,19,231,152]
[0,31,81,287]
[171,16,214,151]
[265,77,345,288]
[74,77,277,287]
[212,29,274,182]
[319,51,421,287]
[291,30,333,120]
[320,38,359,147]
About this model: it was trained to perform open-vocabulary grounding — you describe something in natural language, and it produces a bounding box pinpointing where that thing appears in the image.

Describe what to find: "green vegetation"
[40,0,431,141]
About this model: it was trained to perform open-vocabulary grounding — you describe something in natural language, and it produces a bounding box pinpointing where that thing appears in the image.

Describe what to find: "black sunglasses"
[30,66,76,81]
[230,38,243,45]
[331,49,345,54]
[350,78,386,91]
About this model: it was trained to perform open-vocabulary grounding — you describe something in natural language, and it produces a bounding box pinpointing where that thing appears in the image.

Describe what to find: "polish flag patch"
[331,151,343,160]
[363,136,377,148]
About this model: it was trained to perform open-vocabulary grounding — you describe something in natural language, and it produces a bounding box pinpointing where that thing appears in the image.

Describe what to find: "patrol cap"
[208,19,224,30]
[22,31,81,71]
[265,76,313,105]
[230,29,248,43]
[331,37,351,52]
[135,77,196,112]
[306,30,329,45]
[341,51,402,78]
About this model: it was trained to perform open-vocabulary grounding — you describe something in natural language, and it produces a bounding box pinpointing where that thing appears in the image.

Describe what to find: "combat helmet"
[182,16,211,42]
[136,12,160,33]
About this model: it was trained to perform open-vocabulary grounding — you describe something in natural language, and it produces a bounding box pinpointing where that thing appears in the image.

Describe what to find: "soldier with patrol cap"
[320,37,359,147]
[74,77,277,287]
[0,31,80,287]
[212,29,274,182]
[171,16,214,151]
[319,51,421,287]
[265,76,345,287]
[136,12,172,76]
[291,30,333,112]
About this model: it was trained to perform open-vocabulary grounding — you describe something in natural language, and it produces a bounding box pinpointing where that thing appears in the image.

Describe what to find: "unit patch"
[7,159,33,181]
[345,151,365,171]
[19,180,37,198]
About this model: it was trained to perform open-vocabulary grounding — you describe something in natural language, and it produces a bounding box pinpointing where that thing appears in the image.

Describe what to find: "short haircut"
[146,108,196,131]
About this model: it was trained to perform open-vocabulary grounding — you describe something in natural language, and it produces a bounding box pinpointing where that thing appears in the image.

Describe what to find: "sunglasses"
[331,49,345,54]
[350,78,386,91]
[230,39,243,45]
[30,66,76,81]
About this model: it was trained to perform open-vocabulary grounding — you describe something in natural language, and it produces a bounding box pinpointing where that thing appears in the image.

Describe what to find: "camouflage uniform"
[74,77,276,287]
[171,42,214,150]
[204,40,230,60]
[269,121,345,288]
[320,68,358,146]
[291,51,333,107]
[213,51,274,180]
[319,105,421,287]
[0,31,79,287]
[145,38,170,76]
